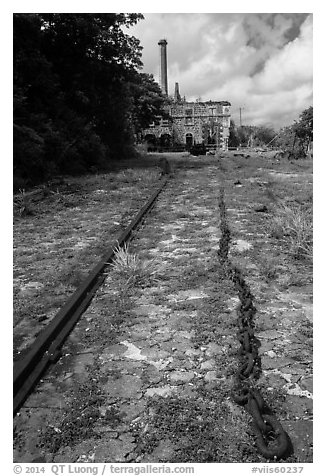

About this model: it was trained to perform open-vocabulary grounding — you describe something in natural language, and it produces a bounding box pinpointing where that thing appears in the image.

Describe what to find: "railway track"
[13,154,313,463]
[13,177,168,416]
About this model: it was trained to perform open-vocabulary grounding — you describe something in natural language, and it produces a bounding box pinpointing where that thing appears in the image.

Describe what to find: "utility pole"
[239,107,243,127]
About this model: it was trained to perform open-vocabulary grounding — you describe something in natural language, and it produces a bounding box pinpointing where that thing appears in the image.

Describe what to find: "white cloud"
[126,13,312,129]
[251,15,312,94]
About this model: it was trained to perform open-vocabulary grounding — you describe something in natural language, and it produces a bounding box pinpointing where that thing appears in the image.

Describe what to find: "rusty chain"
[217,185,292,460]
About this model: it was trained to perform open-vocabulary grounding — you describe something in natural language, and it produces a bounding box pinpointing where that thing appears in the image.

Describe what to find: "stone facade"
[143,99,231,151]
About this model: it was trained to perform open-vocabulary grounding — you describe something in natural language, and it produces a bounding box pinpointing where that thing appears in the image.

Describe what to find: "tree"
[252,126,276,146]
[13,14,64,184]
[13,13,154,187]
[293,106,313,152]
[227,120,240,148]
[127,73,166,138]
[237,125,253,146]
[274,106,313,158]
[275,126,295,150]
[38,14,144,157]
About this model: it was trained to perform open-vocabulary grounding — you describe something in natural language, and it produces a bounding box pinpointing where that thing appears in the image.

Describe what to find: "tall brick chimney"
[174,82,181,102]
[158,39,168,96]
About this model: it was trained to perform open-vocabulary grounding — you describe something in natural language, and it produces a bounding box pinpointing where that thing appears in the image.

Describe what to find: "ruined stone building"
[142,39,231,151]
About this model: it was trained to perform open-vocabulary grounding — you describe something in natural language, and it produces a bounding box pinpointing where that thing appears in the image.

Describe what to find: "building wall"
[143,100,231,150]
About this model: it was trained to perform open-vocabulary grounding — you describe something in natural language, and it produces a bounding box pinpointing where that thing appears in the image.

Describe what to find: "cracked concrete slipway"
[14,155,313,463]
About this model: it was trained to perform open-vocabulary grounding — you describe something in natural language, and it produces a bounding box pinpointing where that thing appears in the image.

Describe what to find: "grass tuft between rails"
[110,243,162,287]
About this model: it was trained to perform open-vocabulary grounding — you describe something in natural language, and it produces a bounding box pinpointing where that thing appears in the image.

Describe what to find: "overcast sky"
[125,13,313,130]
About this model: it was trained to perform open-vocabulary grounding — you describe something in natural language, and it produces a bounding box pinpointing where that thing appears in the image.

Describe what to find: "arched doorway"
[144,134,157,151]
[159,134,172,148]
[185,133,193,148]
[144,134,157,145]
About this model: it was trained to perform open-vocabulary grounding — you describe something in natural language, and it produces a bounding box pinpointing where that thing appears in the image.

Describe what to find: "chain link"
[217,184,292,460]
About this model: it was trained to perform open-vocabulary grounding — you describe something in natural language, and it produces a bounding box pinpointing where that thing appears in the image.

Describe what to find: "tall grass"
[269,202,313,260]
[110,243,161,286]
[115,168,160,185]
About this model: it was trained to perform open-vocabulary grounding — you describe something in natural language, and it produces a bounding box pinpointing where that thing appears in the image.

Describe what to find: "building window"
[185,108,193,125]
[209,108,216,116]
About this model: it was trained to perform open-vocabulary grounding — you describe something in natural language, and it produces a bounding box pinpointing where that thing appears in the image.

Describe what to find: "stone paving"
[220,156,313,459]
[13,156,313,463]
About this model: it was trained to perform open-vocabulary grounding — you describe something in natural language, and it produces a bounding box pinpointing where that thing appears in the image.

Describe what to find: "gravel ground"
[13,168,161,357]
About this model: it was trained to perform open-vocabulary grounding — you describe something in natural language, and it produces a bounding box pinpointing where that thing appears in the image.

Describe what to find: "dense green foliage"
[13,13,165,189]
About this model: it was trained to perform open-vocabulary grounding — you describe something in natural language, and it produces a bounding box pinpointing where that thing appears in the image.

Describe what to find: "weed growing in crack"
[259,258,281,282]
[269,203,312,261]
[110,243,162,287]
[262,180,278,202]
[135,392,258,463]
[39,371,108,454]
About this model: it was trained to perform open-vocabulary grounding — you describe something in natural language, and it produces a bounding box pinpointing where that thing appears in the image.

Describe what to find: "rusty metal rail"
[13,178,168,416]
